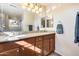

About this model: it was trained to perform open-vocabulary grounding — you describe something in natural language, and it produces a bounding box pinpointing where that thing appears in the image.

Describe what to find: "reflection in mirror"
[41,17,45,28]
[0,13,5,32]
[47,19,50,27]
[0,12,22,32]
[47,19,53,27]
[8,16,22,31]
[41,17,53,28]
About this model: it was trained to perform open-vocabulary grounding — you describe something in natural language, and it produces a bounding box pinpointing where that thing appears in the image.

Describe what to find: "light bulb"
[35,6,38,10]
[39,8,42,12]
[29,3,33,8]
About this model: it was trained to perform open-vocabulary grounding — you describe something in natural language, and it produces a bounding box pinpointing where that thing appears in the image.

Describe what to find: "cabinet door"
[0,42,20,53]
[49,34,55,53]
[35,41,43,56]
[20,46,35,56]
[0,48,20,56]
[19,38,36,56]
[43,36,50,56]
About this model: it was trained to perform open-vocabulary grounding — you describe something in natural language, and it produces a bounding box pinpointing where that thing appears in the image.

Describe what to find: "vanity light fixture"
[29,3,33,8]
[35,5,38,10]
[21,3,45,15]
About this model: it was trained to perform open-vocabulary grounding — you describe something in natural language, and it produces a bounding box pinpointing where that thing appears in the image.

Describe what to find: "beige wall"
[53,3,79,14]
[22,11,35,31]
[53,4,79,56]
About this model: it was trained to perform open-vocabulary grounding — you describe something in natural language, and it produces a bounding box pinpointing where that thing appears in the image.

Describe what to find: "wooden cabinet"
[35,34,55,56]
[35,37,43,56]
[43,34,55,56]
[0,42,20,53]
[43,35,50,56]
[0,33,55,56]
[20,46,35,56]
[0,41,20,56]
[49,34,55,53]
[0,48,20,56]
[19,38,35,56]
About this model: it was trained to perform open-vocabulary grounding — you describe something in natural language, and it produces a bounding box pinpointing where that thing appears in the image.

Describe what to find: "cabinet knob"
[17,50,19,52]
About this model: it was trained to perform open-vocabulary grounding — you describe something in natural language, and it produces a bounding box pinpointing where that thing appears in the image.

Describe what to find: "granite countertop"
[0,31,55,43]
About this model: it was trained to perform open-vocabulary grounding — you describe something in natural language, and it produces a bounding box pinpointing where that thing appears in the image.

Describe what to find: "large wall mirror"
[41,17,53,28]
[41,17,45,28]
[8,16,22,31]
[0,12,22,32]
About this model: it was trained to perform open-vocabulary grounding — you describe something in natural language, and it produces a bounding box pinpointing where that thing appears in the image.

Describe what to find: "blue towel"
[56,24,64,34]
[74,13,79,43]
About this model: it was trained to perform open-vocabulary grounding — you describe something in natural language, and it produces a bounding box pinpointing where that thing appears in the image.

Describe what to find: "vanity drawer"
[0,48,20,56]
[0,42,19,53]
[35,41,43,56]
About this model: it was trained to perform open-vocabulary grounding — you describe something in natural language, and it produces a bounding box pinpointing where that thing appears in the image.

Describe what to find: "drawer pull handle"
[17,50,19,52]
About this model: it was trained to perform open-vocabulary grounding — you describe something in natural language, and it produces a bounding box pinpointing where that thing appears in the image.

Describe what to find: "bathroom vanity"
[0,32,55,56]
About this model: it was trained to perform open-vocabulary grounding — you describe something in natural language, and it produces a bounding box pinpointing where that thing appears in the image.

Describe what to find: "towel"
[56,23,64,34]
[74,13,79,43]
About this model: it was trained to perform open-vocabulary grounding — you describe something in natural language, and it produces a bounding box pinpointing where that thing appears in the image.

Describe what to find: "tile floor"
[49,52,61,56]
